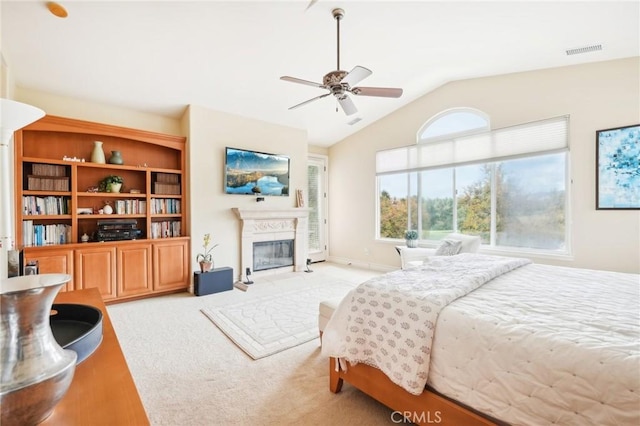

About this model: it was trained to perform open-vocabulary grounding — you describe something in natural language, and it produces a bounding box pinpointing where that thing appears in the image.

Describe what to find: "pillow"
[434,239,462,256]
[444,233,481,253]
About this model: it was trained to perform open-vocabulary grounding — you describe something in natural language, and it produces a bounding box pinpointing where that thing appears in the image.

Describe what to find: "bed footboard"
[329,358,497,426]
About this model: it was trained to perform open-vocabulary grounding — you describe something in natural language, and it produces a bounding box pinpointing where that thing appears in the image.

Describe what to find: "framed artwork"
[596,124,640,209]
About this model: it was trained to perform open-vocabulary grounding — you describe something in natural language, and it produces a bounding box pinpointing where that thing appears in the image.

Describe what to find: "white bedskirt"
[429,263,640,425]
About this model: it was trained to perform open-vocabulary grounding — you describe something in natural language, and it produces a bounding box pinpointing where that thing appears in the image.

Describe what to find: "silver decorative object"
[1,274,76,426]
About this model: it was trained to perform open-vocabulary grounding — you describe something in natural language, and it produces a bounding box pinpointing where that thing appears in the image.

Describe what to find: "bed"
[321,254,640,425]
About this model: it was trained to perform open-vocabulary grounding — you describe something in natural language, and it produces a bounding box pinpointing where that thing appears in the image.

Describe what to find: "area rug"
[201,277,355,359]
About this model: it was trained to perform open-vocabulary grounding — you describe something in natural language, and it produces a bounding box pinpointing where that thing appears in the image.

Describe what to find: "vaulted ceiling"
[2,1,638,146]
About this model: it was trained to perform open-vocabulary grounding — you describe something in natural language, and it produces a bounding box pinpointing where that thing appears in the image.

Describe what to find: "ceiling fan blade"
[280,76,324,89]
[305,0,319,11]
[288,93,331,110]
[351,86,403,98]
[337,95,358,116]
[341,66,372,87]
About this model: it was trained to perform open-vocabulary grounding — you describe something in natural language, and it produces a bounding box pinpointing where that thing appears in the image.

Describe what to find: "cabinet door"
[75,246,117,300]
[153,239,189,292]
[117,243,152,298]
[23,247,74,291]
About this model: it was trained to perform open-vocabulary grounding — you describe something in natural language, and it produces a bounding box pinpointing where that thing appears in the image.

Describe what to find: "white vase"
[103,204,113,215]
[91,141,106,164]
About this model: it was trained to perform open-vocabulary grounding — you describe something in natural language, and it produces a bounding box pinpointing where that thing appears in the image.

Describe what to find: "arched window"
[418,108,490,142]
[376,109,569,255]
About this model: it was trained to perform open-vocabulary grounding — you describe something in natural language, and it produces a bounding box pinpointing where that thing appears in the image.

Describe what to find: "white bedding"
[429,263,640,426]
[321,254,531,395]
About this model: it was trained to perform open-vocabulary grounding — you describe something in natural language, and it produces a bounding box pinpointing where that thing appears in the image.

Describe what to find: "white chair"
[397,233,482,269]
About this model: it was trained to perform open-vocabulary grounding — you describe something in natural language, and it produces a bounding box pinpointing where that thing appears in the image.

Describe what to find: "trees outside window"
[376,110,568,254]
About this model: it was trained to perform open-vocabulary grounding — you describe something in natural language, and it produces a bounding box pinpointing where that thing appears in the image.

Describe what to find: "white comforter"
[321,254,531,395]
[429,263,640,425]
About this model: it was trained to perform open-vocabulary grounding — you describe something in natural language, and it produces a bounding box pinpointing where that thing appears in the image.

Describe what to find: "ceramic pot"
[108,151,124,165]
[199,261,213,273]
[406,239,418,248]
[108,183,122,193]
[0,274,77,426]
[90,141,106,164]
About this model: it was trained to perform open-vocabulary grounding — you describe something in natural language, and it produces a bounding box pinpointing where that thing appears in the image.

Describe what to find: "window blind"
[377,115,569,174]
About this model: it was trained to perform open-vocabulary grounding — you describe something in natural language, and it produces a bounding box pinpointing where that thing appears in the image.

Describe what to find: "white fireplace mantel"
[232,208,309,277]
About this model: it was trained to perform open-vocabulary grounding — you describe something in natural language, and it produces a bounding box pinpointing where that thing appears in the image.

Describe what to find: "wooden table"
[42,288,149,425]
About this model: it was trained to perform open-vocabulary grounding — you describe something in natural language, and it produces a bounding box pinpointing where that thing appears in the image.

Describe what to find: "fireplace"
[232,208,308,277]
[253,239,294,271]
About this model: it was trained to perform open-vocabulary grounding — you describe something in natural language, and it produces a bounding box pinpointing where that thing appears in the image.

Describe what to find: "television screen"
[225,147,290,196]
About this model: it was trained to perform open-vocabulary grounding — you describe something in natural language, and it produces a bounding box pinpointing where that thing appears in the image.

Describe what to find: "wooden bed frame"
[328,357,498,426]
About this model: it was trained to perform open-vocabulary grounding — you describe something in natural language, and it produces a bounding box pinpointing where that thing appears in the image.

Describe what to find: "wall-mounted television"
[225,147,290,196]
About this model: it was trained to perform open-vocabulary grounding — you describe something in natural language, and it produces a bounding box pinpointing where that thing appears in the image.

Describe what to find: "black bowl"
[50,303,103,364]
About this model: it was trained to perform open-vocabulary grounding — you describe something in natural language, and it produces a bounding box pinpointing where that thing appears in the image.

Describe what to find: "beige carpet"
[107,263,397,425]
[201,277,356,359]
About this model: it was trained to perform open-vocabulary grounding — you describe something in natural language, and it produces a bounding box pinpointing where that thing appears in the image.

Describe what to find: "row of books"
[150,198,181,214]
[113,199,147,215]
[22,221,72,246]
[21,200,181,216]
[23,196,70,216]
[155,172,179,183]
[27,175,70,191]
[154,182,181,195]
[32,163,67,177]
[150,221,181,239]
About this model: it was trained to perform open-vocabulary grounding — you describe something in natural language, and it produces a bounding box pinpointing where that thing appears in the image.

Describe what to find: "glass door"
[307,155,327,263]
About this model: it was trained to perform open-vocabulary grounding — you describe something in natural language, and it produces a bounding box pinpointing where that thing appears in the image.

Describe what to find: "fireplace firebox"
[253,239,294,272]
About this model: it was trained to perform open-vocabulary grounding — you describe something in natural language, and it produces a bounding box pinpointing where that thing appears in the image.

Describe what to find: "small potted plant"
[196,233,219,273]
[98,175,124,193]
[404,229,419,248]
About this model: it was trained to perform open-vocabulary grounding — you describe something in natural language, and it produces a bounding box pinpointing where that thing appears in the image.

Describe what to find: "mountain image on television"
[225,147,290,196]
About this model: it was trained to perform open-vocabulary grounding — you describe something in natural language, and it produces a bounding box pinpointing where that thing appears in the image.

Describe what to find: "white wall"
[329,58,640,273]
[187,104,307,281]
[15,87,181,136]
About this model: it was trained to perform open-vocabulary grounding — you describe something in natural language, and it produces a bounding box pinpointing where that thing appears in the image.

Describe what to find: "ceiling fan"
[281,8,403,116]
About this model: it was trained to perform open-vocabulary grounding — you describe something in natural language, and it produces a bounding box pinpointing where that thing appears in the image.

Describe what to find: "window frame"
[417,107,491,143]
[376,110,571,258]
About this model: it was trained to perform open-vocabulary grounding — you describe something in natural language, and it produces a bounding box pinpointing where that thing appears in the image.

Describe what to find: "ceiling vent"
[566,44,602,56]
[347,117,362,126]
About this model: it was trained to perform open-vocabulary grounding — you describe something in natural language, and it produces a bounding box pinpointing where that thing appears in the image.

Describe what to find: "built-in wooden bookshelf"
[14,115,190,302]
